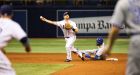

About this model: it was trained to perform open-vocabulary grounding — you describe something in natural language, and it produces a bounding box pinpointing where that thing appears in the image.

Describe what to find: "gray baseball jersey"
[110,0,140,33]
[110,0,140,75]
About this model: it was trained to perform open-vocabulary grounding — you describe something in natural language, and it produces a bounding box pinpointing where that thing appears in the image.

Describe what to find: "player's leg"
[71,47,85,61]
[66,36,76,52]
[80,50,97,59]
[66,36,84,61]
[0,68,16,75]
[67,36,80,55]
[0,50,16,75]
[126,56,140,75]
[65,38,72,62]
[68,36,85,61]
[81,50,91,59]
[126,36,140,75]
[80,50,97,54]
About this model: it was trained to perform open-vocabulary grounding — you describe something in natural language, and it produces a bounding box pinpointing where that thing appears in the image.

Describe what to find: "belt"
[130,33,140,36]
[65,37,70,38]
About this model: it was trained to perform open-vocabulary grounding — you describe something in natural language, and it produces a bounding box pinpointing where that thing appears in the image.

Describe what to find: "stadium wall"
[13,6,127,38]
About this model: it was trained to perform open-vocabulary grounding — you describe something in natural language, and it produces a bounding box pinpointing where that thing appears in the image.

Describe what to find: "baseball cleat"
[78,55,85,61]
[81,57,85,61]
[64,59,71,62]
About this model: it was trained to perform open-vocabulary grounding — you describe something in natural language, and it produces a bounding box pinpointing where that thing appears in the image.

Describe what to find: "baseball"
[40,16,43,19]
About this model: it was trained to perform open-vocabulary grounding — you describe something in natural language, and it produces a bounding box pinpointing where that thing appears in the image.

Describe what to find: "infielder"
[103,0,140,75]
[0,5,31,75]
[40,12,84,62]
[80,37,106,60]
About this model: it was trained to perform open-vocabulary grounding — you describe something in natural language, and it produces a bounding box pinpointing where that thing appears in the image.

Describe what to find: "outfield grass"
[5,38,129,53]
[13,63,71,75]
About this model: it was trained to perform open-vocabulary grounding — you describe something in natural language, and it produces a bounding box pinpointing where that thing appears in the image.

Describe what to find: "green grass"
[5,38,129,53]
[112,39,129,53]
[13,63,72,75]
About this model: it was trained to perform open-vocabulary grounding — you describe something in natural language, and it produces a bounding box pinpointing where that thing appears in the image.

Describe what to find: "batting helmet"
[96,37,103,46]
[0,5,13,16]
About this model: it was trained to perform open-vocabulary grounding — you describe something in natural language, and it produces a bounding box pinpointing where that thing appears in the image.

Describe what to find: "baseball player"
[103,0,140,75]
[80,37,106,60]
[40,12,84,62]
[0,5,31,75]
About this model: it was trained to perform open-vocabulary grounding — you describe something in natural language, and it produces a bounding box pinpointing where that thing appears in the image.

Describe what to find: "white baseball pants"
[0,50,16,75]
[65,36,78,60]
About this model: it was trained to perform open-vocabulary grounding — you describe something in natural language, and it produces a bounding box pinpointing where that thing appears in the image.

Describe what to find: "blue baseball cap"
[0,5,13,16]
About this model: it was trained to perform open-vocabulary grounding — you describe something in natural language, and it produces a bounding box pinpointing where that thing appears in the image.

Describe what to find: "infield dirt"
[7,53,127,75]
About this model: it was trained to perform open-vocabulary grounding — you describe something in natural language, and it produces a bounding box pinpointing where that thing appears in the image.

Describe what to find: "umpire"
[104,0,140,75]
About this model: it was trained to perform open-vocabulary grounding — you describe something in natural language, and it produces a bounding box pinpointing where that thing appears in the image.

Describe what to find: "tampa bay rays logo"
[0,27,2,33]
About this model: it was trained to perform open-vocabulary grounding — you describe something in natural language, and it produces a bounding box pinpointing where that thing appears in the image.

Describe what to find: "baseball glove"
[65,23,72,30]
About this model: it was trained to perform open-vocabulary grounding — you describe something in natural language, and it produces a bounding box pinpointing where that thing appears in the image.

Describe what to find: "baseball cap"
[0,5,13,16]
[63,12,69,16]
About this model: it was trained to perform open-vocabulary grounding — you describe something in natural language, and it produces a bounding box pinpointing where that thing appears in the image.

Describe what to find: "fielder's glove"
[65,23,72,30]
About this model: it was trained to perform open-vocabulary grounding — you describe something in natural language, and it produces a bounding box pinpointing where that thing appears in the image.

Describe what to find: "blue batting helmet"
[96,37,103,46]
[0,5,13,16]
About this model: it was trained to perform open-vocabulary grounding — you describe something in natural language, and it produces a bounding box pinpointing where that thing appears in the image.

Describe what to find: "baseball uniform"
[110,0,140,75]
[80,43,105,59]
[0,18,27,75]
[54,20,79,60]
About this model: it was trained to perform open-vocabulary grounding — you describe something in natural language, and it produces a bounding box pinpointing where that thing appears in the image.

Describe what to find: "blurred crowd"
[0,0,118,7]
